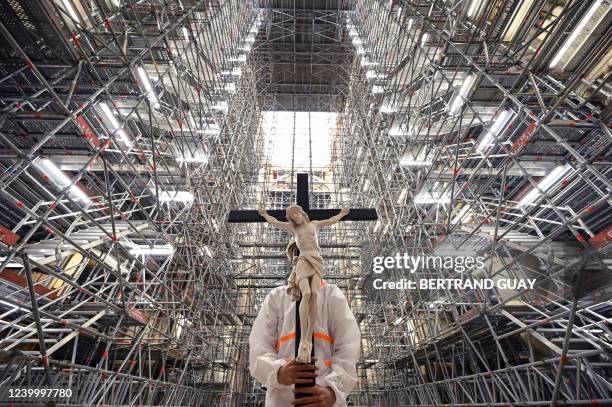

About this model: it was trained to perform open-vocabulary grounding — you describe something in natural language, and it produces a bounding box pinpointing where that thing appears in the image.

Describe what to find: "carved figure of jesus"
[257,204,350,363]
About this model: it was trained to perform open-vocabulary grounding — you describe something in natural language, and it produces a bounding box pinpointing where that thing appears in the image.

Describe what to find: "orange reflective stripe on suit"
[275,331,334,350]
[275,332,296,351]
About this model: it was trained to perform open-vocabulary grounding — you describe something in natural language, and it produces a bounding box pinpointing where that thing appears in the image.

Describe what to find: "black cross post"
[228,173,377,398]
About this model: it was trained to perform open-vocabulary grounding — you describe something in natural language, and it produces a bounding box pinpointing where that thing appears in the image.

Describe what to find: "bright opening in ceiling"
[261,111,338,170]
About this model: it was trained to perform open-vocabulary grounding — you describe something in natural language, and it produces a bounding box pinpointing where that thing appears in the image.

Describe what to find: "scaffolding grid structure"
[0,0,609,406]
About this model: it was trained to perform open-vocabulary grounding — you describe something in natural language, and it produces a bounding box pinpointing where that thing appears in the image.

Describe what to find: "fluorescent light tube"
[100,102,120,129]
[362,179,370,192]
[361,58,378,67]
[62,0,80,22]
[136,66,160,109]
[451,205,470,225]
[467,0,482,18]
[203,245,213,257]
[177,154,208,164]
[414,191,450,204]
[397,188,407,204]
[196,128,221,135]
[182,27,190,42]
[421,33,429,47]
[390,122,414,136]
[366,70,377,79]
[36,158,90,203]
[518,165,571,207]
[414,197,451,204]
[0,257,23,268]
[549,0,604,68]
[400,150,432,167]
[449,74,475,115]
[249,18,260,34]
[158,191,194,203]
[380,103,397,113]
[130,245,175,256]
[99,102,130,145]
[213,101,228,111]
[400,159,432,167]
[373,220,382,233]
[477,109,514,152]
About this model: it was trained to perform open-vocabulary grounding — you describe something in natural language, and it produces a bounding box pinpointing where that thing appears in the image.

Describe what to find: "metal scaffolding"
[341,0,612,405]
[0,0,263,405]
[0,0,609,406]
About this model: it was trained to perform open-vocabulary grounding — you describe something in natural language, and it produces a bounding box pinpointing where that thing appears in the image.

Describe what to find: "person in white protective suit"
[249,280,361,406]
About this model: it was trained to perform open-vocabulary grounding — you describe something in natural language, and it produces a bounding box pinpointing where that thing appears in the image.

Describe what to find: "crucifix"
[227,173,378,223]
[229,173,377,399]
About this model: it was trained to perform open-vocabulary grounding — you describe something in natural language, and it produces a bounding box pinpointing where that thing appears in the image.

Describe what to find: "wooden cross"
[227,173,378,223]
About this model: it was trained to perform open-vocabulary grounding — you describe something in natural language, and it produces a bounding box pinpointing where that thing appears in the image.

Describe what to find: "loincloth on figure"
[286,254,324,301]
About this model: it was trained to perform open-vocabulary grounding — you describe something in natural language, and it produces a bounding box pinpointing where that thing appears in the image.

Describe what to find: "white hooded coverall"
[249,282,361,407]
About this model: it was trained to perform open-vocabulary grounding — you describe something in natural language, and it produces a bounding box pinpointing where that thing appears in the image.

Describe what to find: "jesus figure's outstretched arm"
[313,207,350,228]
[257,207,292,231]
